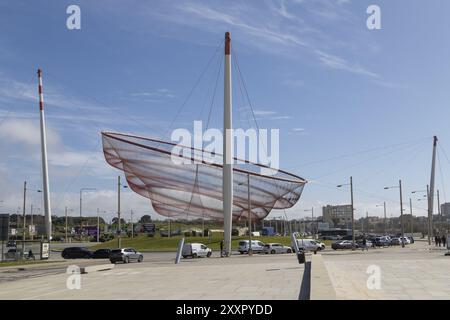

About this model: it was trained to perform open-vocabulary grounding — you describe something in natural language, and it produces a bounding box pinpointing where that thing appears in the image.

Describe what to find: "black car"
[92,249,112,259]
[61,247,93,259]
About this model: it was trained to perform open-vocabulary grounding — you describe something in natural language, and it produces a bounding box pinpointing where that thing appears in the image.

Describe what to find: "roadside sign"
[41,242,50,259]
[28,224,36,235]
[10,228,16,236]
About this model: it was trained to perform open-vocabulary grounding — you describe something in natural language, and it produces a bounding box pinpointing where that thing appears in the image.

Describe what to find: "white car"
[291,238,325,253]
[182,243,212,258]
[238,240,265,254]
[263,243,292,254]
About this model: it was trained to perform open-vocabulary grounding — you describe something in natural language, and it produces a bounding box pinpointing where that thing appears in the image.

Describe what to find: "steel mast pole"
[429,136,437,244]
[223,32,233,257]
[65,206,68,243]
[383,202,387,235]
[37,69,52,241]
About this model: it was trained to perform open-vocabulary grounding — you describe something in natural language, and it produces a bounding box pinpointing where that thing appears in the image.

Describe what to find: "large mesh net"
[102,132,306,221]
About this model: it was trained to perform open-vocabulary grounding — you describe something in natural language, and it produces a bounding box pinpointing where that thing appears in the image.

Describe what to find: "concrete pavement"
[0,252,305,300]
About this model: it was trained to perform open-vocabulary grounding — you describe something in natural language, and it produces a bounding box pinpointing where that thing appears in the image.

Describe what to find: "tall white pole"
[97,208,100,243]
[38,69,52,241]
[429,136,438,243]
[223,32,233,257]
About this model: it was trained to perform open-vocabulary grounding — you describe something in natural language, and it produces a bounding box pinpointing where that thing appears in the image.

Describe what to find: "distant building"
[322,204,352,228]
[441,203,450,216]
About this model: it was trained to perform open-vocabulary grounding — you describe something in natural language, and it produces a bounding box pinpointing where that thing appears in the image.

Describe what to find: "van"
[238,240,265,254]
[291,239,323,253]
[182,243,212,258]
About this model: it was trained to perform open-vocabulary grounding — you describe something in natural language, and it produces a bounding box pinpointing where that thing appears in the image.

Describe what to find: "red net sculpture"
[102,132,307,221]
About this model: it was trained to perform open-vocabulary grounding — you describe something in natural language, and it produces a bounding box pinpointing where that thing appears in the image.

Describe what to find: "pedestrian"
[435,235,439,246]
[28,249,35,260]
[362,237,368,251]
[437,236,441,247]
[220,239,224,257]
[442,235,447,248]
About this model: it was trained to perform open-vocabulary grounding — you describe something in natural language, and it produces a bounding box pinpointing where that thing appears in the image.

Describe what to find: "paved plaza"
[320,241,450,300]
[0,252,305,300]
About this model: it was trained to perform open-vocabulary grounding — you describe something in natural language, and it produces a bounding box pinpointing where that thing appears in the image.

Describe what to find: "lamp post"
[337,176,355,250]
[384,179,405,248]
[79,188,96,242]
[21,181,42,258]
[412,187,432,244]
[376,202,387,235]
[97,208,107,243]
[304,208,314,239]
[117,176,128,248]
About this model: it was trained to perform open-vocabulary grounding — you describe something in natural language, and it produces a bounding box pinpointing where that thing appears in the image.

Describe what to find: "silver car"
[110,248,143,264]
[263,243,292,254]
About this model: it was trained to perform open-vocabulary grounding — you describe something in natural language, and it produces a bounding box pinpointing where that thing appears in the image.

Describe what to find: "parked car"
[292,239,324,253]
[61,247,93,259]
[92,248,112,259]
[263,243,292,254]
[4,248,21,260]
[374,236,391,247]
[407,236,414,243]
[6,240,16,248]
[182,243,212,258]
[109,248,143,264]
[391,237,409,245]
[331,240,360,250]
[238,240,265,254]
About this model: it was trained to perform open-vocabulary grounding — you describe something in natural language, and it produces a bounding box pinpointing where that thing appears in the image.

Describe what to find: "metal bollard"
[297,248,305,264]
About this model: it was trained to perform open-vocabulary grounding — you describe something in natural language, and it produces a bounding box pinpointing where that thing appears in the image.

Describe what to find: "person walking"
[362,236,368,251]
[442,235,447,248]
[437,235,441,247]
[435,235,439,246]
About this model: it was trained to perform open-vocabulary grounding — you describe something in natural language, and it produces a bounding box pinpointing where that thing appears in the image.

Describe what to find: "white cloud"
[0,118,61,148]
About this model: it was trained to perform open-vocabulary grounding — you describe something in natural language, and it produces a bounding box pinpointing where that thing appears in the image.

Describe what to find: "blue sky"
[1,0,450,222]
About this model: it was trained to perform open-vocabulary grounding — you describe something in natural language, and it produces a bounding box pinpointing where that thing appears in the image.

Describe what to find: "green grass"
[90,235,333,252]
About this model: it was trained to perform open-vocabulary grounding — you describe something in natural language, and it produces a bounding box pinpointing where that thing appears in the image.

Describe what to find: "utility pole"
[399,179,405,248]
[65,206,68,243]
[97,208,100,243]
[366,211,369,233]
[409,198,413,235]
[383,202,387,235]
[118,175,122,248]
[30,204,33,241]
[22,181,27,258]
[350,177,355,250]
[437,189,441,231]
[130,209,134,239]
[427,184,431,245]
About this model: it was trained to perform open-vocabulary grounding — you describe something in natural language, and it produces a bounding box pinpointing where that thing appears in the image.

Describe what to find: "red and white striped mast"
[37,69,52,240]
[223,32,233,256]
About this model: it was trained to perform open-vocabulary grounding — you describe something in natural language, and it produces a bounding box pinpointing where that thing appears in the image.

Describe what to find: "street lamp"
[384,179,405,248]
[117,176,128,248]
[238,174,253,255]
[304,208,314,239]
[97,208,107,243]
[337,176,355,250]
[21,181,42,257]
[80,188,96,241]
[376,202,387,235]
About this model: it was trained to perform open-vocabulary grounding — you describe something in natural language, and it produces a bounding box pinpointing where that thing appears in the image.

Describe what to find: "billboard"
[142,223,156,234]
